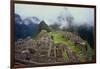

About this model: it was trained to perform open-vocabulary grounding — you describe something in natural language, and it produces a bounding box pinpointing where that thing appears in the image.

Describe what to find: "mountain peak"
[23,17,40,25]
[38,20,51,33]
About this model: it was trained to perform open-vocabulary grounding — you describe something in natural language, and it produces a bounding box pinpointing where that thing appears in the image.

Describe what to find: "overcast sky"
[15,4,94,27]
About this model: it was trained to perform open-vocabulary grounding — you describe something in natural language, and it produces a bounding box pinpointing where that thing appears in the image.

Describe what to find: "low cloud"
[15,4,94,28]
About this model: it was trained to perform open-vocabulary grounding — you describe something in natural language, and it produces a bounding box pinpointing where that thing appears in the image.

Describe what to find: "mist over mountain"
[15,13,94,48]
[15,14,51,41]
[15,14,39,41]
[14,5,95,67]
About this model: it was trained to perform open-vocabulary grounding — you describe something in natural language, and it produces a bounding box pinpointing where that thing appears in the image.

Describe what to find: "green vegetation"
[38,21,51,33]
[63,50,69,61]
[86,42,93,61]
[49,31,87,62]
[33,30,93,62]
[49,32,79,53]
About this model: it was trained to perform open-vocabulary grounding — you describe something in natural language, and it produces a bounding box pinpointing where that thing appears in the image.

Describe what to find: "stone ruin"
[15,30,70,66]
[15,30,89,67]
[64,32,87,54]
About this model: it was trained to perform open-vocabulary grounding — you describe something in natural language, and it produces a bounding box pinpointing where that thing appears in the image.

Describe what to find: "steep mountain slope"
[15,14,39,41]
[14,14,94,67]
[38,20,51,33]
[49,31,93,62]
[15,30,93,67]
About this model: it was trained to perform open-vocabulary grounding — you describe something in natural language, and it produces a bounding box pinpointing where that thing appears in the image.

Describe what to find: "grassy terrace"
[49,31,86,62]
